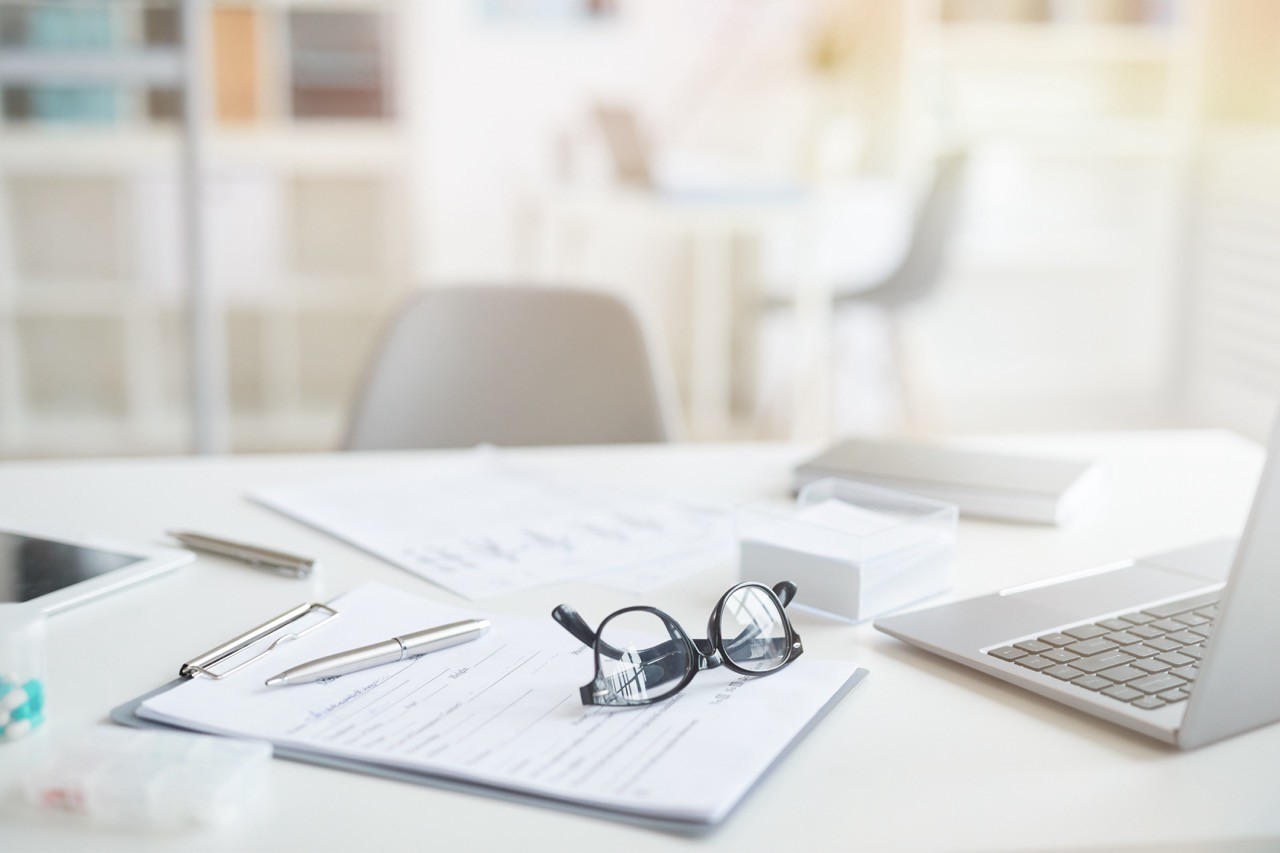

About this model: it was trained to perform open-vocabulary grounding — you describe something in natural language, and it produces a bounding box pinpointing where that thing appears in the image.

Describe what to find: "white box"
[738,478,957,622]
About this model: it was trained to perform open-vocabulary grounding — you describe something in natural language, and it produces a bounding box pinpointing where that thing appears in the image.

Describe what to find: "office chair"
[843,150,968,430]
[343,286,678,450]
[762,150,969,433]
[835,150,968,312]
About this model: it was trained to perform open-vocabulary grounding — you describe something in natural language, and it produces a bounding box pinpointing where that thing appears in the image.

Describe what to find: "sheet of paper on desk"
[138,583,864,827]
[250,459,733,598]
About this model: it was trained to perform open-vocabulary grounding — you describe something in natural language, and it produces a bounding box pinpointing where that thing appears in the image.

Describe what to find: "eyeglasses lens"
[597,611,689,704]
[720,586,789,673]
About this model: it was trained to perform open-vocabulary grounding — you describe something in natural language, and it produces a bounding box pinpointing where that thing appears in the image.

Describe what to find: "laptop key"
[1072,675,1112,691]
[1189,625,1215,639]
[1127,624,1164,639]
[1158,688,1191,703]
[1156,651,1196,668]
[1165,630,1202,646]
[1015,655,1055,671]
[1014,640,1053,654]
[1193,605,1218,619]
[1181,646,1204,661]
[1041,648,1079,663]
[1063,624,1109,641]
[1119,612,1156,625]
[1101,684,1144,702]
[1119,643,1159,659]
[1097,618,1131,631]
[988,646,1026,662]
[1132,658,1170,674]
[1066,637,1119,657]
[1045,664,1081,680]
[1130,673,1186,695]
[1103,631,1144,646]
[1141,591,1221,619]
[1070,652,1135,674]
[1038,633,1075,648]
[1172,665,1198,681]
[1145,637,1181,652]
[1174,613,1209,627]
[1132,695,1166,710]
[1099,665,1148,683]
[1150,618,1184,633]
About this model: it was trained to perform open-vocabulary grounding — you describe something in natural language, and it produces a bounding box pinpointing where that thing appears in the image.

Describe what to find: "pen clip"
[181,602,339,680]
[245,557,312,579]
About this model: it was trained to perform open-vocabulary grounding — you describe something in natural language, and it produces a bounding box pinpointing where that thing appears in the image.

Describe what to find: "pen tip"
[265,676,285,687]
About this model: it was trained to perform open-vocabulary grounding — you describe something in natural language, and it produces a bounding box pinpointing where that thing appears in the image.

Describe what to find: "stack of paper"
[740,496,954,622]
[251,459,733,598]
[130,584,865,831]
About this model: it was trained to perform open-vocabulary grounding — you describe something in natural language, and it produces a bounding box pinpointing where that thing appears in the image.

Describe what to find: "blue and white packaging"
[0,603,47,741]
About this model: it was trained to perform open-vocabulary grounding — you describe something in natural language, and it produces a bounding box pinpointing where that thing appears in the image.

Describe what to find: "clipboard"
[110,594,870,835]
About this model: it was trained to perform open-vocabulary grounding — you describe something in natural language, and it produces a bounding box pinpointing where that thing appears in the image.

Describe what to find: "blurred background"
[0,0,1277,458]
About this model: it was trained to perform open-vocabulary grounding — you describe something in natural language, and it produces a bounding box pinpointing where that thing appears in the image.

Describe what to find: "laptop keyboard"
[986,590,1220,711]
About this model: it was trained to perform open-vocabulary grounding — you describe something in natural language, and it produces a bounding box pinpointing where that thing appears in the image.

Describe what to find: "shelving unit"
[0,0,412,457]
[1175,0,1280,439]
[892,0,1203,429]
[0,0,216,454]
[913,0,1199,186]
[4,0,1275,453]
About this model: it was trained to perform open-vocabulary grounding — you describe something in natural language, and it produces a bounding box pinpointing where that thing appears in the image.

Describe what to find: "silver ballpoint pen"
[167,529,316,578]
[264,619,491,686]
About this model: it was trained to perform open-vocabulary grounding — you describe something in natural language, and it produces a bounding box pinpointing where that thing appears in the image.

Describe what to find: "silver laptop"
[875,419,1280,749]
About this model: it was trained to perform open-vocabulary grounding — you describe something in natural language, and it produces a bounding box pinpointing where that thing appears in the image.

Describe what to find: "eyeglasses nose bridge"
[694,649,722,671]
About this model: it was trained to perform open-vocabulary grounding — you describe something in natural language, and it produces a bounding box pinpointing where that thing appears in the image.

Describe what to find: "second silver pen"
[265,619,490,686]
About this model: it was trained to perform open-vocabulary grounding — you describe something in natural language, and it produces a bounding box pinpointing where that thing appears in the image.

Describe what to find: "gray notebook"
[796,438,1099,525]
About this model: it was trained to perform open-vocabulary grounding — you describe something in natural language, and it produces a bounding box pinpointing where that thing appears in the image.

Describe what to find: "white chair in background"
[760,149,970,435]
[343,285,679,451]
[830,151,968,314]
[834,149,968,431]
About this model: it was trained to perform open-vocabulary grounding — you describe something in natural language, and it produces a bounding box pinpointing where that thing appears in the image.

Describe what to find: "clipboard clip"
[180,602,339,680]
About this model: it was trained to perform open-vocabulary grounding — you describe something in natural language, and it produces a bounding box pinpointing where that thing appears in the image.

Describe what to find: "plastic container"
[0,602,48,742]
[738,478,958,622]
[24,727,272,827]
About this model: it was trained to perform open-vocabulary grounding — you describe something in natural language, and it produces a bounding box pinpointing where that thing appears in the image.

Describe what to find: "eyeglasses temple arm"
[551,604,598,649]
[553,603,665,664]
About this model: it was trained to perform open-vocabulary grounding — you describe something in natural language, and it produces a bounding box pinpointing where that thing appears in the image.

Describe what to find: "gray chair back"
[344,286,676,450]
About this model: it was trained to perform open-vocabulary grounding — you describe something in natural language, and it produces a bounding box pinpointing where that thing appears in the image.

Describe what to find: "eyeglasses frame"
[551,580,804,707]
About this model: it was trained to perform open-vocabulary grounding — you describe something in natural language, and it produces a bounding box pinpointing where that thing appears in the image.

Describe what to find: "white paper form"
[251,458,733,599]
[139,584,863,825]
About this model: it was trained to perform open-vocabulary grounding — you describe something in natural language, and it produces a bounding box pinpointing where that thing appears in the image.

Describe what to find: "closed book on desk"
[795,438,1100,525]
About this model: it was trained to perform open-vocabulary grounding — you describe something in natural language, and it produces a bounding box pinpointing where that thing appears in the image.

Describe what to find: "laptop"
[875,419,1280,749]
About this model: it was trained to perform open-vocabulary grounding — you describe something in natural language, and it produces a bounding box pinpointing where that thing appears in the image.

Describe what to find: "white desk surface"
[2,431,1278,851]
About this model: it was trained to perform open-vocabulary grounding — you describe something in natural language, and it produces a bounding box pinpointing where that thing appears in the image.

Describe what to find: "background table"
[1,431,1278,850]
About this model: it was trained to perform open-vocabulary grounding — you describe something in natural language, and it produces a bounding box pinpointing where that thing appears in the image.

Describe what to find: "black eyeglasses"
[551,581,804,707]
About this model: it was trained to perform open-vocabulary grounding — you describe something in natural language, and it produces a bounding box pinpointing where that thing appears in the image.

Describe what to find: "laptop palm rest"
[877,540,1235,653]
